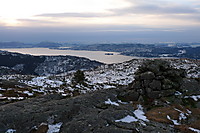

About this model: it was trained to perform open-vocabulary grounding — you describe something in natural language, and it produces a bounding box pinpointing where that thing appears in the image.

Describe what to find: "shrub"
[72,70,85,84]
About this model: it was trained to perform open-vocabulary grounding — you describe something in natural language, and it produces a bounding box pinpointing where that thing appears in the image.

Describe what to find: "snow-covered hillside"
[0,58,199,103]
[85,58,200,86]
[1,57,199,133]
[85,59,142,86]
[0,50,103,75]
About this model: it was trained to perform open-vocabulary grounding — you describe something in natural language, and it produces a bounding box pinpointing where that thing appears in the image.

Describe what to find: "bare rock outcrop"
[118,60,186,101]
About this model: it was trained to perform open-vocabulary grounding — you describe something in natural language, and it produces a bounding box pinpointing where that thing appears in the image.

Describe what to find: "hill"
[0,53,199,133]
[0,50,103,75]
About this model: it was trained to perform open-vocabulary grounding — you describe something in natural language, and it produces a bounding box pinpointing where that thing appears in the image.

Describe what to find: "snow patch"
[187,109,192,114]
[179,112,187,120]
[7,97,24,100]
[32,89,45,93]
[103,85,116,89]
[23,91,34,96]
[133,104,149,122]
[0,97,6,100]
[27,77,63,88]
[115,115,138,123]
[175,108,189,121]
[47,122,62,133]
[175,91,182,96]
[105,99,119,106]
[115,104,149,125]
[189,127,200,133]
[0,87,6,91]
[62,94,68,97]
[5,129,16,133]
[118,100,128,104]
[167,115,180,125]
[184,95,200,101]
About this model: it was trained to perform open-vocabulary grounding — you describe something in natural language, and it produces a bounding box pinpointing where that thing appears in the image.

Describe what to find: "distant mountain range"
[0,41,200,59]
[59,43,200,59]
[0,41,62,48]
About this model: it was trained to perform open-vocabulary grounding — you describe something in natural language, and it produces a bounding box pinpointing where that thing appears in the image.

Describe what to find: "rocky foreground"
[0,59,200,133]
[0,88,179,133]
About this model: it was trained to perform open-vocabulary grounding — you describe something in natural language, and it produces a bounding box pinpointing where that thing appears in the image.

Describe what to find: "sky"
[0,0,200,43]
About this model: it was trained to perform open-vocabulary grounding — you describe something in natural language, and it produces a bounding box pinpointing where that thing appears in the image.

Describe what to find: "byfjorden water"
[0,48,135,64]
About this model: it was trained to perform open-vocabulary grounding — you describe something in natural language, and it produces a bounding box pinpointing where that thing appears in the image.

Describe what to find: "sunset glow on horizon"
[0,0,200,43]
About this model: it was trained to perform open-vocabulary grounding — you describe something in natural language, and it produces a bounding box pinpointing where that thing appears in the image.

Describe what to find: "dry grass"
[174,125,192,133]
[146,104,200,133]
[3,90,18,97]
[146,106,179,124]
[190,120,200,130]
[189,108,200,130]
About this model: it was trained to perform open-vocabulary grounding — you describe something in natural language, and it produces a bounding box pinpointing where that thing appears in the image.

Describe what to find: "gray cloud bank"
[37,12,113,18]
[37,0,200,19]
[0,25,199,43]
[0,0,200,43]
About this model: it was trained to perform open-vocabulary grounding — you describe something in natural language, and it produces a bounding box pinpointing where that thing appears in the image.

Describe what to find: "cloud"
[30,0,200,28]
[37,12,114,18]
[0,0,198,28]
[162,14,200,22]
[0,0,200,43]
[0,25,199,43]
[17,18,60,26]
[104,0,200,27]
[36,1,199,18]
[112,0,199,15]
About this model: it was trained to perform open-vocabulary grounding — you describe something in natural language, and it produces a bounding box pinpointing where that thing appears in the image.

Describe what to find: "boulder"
[147,91,161,99]
[117,90,139,102]
[180,78,200,95]
[162,79,173,90]
[161,89,176,97]
[138,60,170,74]
[140,71,155,80]
[131,81,141,89]
[145,88,152,94]
[143,80,151,88]
[149,80,162,90]
[155,76,165,80]
[124,59,186,101]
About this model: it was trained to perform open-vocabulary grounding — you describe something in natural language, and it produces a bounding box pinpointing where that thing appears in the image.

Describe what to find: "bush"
[72,70,85,84]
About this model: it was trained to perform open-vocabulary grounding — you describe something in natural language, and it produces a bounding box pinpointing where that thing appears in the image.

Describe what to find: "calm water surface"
[0,48,134,64]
